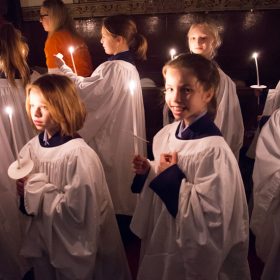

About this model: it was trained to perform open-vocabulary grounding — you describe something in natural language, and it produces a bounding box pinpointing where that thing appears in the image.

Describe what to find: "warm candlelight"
[252,52,260,86]
[68,46,77,74]
[170,48,176,60]
[5,106,21,168]
[129,80,139,155]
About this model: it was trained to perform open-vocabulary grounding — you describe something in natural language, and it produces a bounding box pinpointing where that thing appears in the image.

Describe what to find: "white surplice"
[60,61,146,215]
[0,72,39,279]
[214,68,244,160]
[20,137,132,280]
[131,121,250,280]
[251,108,280,279]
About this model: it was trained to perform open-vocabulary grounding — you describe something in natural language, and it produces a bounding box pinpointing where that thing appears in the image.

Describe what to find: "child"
[0,22,39,279]
[130,53,250,280]
[251,108,280,279]
[187,19,244,160]
[16,74,131,280]
[40,0,93,76]
[55,14,147,217]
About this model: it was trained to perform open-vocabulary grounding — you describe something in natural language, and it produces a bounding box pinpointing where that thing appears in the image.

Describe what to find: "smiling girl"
[16,74,131,280]
[131,53,250,280]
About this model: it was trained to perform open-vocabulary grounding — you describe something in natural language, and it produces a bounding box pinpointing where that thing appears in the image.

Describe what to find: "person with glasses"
[40,0,93,76]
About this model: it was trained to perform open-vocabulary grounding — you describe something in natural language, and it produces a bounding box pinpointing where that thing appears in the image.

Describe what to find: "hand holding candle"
[129,80,139,155]
[68,46,77,74]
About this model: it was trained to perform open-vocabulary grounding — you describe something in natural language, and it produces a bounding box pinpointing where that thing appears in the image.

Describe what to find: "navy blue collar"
[175,114,222,140]
[107,50,135,65]
[38,131,81,147]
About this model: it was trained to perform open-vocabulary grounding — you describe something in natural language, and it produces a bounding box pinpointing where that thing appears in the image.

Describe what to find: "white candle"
[170,48,176,60]
[68,46,77,74]
[252,52,260,86]
[5,106,21,168]
[129,80,139,155]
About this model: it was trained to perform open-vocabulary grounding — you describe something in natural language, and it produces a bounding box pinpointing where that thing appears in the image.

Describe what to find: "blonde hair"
[0,23,30,88]
[42,0,76,35]
[26,74,86,136]
[187,19,222,59]
[103,15,148,60]
[163,53,220,120]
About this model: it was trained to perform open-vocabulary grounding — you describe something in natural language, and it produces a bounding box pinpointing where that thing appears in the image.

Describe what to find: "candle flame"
[5,106,13,116]
[129,80,136,95]
[170,48,176,59]
[68,46,75,53]
[252,52,258,59]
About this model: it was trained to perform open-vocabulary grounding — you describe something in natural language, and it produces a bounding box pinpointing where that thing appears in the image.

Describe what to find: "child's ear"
[204,88,215,103]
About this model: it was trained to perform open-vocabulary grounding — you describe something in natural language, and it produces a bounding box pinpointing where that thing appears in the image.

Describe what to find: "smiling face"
[28,87,59,138]
[164,66,214,125]
[188,24,215,60]
[100,26,120,55]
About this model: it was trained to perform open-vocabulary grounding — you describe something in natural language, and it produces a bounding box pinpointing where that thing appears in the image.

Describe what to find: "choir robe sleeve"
[175,148,249,279]
[250,109,280,276]
[22,147,104,279]
[214,68,244,160]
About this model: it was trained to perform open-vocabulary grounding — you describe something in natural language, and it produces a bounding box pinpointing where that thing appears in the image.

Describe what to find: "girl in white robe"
[16,74,131,280]
[55,15,147,216]
[251,108,280,279]
[187,19,244,160]
[131,53,250,280]
[0,22,39,279]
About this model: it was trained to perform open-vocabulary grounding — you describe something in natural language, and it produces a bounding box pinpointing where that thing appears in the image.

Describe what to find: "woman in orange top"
[40,0,93,76]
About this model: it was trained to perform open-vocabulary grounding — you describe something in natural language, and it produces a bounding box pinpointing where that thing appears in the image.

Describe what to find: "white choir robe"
[0,72,39,279]
[131,121,250,280]
[59,61,146,215]
[251,108,280,280]
[19,137,132,280]
[214,68,244,160]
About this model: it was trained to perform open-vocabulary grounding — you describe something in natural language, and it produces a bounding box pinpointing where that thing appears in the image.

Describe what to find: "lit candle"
[68,46,77,74]
[5,106,21,168]
[252,52,260,86]
[170,48,176,60]
[129,80,139,155]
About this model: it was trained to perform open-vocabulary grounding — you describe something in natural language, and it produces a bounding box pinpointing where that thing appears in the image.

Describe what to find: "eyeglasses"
[39,14,49,20]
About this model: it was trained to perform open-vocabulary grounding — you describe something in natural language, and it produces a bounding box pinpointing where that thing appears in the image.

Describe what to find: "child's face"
[100,26,119,55]
[164,67,213,125]
[29,87,59,138]
[188,24,214,60]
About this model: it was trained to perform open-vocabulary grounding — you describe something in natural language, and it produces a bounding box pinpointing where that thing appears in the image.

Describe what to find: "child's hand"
[132,155,150,175]
[16,177,27,197]
[158,152,178,174]
[54,53,65,68]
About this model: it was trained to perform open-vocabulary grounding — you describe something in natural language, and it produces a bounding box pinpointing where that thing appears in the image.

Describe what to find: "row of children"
[0,3,279,280]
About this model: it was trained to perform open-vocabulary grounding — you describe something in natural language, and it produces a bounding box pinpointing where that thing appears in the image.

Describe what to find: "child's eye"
[164,88,173,94]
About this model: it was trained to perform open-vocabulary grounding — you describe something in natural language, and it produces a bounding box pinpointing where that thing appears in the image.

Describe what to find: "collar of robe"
[38,131,81,147]
[107,50,135,65]
[176,113,222,140]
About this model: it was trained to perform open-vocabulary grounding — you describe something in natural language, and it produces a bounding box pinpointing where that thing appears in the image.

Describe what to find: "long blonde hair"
[0,23,30,87]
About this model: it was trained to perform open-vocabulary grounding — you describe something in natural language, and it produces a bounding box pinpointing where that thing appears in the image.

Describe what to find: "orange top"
[45,29,93,77]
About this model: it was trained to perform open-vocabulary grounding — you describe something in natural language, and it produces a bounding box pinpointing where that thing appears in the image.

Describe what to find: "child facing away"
[55,14,147,217]
[130,53,250,280]
[16,74,132,280]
